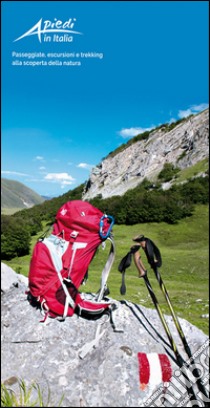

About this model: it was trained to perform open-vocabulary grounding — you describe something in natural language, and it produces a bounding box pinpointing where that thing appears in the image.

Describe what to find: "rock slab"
[1,268,209,407]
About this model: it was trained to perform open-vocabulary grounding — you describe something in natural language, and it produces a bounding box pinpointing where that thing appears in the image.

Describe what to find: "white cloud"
[45,172,75,181]
[191,103,209,112]
[77,163,94,170]
[118,126,153,138]
[44,172,75,188]
[34,156,44,161]
[39,166,46,170]
[169,117,176,124]
[118,104,208,140]
[1,170,30,176]
[178,103,209,119]
[178,109,193,119]
[60,180,74,189]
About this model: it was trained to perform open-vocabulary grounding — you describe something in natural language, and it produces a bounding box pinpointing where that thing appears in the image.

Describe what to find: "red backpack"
[28,200,115,322]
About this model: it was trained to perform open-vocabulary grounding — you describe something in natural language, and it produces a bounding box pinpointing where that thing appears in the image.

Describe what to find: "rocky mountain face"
[83,109,209,200]
[1,264,209,407]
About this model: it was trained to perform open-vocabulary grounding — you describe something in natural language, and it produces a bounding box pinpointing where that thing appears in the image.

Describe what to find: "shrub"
[1,216,31,260]
[158,163,180,182]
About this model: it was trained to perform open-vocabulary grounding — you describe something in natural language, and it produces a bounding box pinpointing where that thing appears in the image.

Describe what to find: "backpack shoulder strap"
[42,235,75,313]
[96,236,115,302]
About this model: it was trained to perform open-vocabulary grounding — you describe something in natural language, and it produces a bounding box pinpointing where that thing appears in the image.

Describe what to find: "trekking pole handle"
[133,250,147,278]
[99,215,115,239]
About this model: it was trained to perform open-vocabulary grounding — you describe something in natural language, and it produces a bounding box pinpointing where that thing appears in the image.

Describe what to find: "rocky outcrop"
[83,109,209,199]
[1,268,209,407]
[1,262,28,292]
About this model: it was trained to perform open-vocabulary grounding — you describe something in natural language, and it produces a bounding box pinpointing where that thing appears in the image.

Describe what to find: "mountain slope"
[1,179,45,213]
[83,108,209,199]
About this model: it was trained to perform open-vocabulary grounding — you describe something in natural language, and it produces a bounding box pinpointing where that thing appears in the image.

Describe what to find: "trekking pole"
[133,236,209,403]
[119,245,203,407]
[154,263,208,400]
[131,247,202,407]
[136,236,209,401]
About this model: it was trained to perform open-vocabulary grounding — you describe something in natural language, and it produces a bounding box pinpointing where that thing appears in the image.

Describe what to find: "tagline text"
[11,51,104,67]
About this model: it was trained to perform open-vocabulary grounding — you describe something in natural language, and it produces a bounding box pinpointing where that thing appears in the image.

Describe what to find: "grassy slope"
[84,204,209,335]
[175,158,209,183]
[3,205,209,334]
[1,208,24,215]
[1,178,44,212]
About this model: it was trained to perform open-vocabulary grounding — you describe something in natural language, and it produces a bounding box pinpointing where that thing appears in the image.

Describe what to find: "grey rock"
[1,262,28,292]
[83,109,209,199]
[1,270,209,407]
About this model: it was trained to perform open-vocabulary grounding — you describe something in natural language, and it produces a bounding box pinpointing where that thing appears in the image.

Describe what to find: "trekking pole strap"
[78,314,109,359]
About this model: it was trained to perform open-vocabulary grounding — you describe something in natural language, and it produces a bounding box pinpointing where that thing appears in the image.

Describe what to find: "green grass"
[1,378,64,407]
[85,204,209,335]
[1,208,23,215]
[175,158,209,183]
[3,205,209,334]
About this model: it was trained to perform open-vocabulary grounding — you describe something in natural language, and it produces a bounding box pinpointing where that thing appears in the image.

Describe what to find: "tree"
[1,216,31,260]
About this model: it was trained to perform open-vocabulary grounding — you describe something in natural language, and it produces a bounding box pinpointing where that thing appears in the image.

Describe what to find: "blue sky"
[1,1,209,197]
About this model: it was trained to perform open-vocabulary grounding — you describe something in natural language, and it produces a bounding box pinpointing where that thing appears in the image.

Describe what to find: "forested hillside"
[1,173,208,261]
